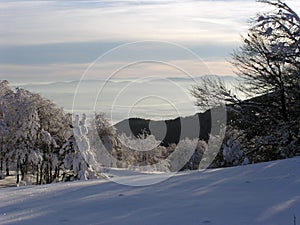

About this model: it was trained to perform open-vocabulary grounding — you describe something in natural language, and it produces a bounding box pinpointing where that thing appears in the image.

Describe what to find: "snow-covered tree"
[60,114,97,181]
[192,1,300,122]
[168,138,198,172]
[190,1,300,166]
[91,113,121,168]
[94,113,118,152]
[0,80,73,185]
[222,138,243,166]
[231,0,300,122]
[117,132,171,172]
[0,119,8,179]
[7,88,41,184]
[0,80,15,177]
[36,130,58,184]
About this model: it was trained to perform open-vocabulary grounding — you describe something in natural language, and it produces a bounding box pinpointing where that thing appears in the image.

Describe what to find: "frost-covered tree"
[168,138,198,172]
[94,113,118,152]
[230,0,300,159]
[192,0,300,122]
[0,80,73,184]
[221,128,246,167]
[60,114,97,181]
[0,119,8,179]
[222,139,242,166]
[37,130,58,184]
[117,132,171,172]
[190,0,300,165]
[0,80,15,177]
[92,113,121,168]
[231,0,300,122]
[7,88,41,184]
[207,126,248,168]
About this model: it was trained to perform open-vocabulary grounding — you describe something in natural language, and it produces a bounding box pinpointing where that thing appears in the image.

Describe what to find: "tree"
[191,0,300,164]
[0,80,15,177]
[192,0,300,122]
[60,114,97,181]
[231,0,300,122]
[6,88,41,184]
[0,80,73,184]
[0,119,8,179]
[190,77,229,112]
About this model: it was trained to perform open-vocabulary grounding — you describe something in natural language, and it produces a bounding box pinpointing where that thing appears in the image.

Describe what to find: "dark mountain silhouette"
[114,92,276,147]
[114,110,213,146]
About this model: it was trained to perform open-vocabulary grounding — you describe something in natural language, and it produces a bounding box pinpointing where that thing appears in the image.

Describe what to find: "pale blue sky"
[1,0,300,83]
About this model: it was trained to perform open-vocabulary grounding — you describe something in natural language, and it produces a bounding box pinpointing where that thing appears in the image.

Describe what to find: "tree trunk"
[39,161,44,185]
[0,159,3,175]
[55,166,59,181]
[280,87,289,122]
[5,158,9,176]
[36,164,39,185]
[45,163,49,184]
[20,155,28,181]
[16,156,20,185]
[20,164,25,181]
[49,161,53,183]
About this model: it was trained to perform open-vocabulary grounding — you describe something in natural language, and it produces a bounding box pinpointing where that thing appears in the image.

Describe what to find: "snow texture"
[0,157,299,225]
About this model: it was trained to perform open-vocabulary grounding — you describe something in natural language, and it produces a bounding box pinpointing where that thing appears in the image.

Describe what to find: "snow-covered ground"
[0,158,299,225]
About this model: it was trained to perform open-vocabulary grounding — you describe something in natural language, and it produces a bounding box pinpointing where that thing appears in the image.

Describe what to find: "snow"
[0,157,300,225]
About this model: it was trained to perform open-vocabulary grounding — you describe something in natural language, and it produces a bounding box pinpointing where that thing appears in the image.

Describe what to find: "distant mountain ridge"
[115,110,213,146]
[113,91,270,146]
[10,75,238,88]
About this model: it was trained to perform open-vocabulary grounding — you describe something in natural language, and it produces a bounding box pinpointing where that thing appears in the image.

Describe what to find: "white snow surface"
[0,157,300,225]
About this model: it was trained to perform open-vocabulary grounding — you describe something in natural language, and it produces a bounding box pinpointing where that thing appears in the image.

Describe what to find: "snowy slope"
[0,158,299,225]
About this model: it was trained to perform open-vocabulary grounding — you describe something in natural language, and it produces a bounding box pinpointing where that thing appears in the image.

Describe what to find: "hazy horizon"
[7,75,241,123]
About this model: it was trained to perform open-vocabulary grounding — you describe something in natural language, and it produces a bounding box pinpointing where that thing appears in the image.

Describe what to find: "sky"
[1,0,300,83]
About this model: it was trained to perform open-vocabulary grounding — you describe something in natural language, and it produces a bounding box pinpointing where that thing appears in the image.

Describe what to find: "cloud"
[0,0,270,46]
[0,41,237,64]
[1,0,300,47]
[1,0,300,81]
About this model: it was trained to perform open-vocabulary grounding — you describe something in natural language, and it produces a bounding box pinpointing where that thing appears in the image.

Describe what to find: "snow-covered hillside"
[0,158,299,225]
